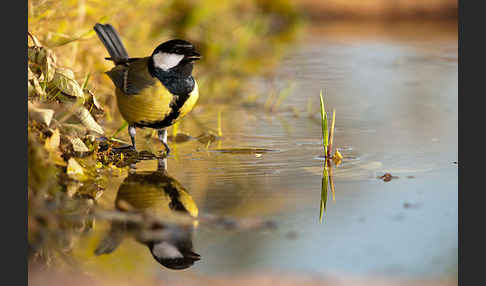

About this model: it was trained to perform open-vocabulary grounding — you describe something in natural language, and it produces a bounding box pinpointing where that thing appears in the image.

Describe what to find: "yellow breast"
[177,81,199,121]
[116,172,198,218]
[116,82,172,125]
[115,81,199,127]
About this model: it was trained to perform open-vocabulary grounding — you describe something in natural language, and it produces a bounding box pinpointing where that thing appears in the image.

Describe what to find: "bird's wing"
[106,57,156,95]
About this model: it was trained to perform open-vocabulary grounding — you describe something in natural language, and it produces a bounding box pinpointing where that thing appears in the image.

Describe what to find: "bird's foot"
[112,144,137,154]
[161,141,171,156]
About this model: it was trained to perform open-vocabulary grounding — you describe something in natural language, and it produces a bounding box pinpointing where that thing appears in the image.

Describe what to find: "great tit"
[93,23,201,154]
[94,158,200,270]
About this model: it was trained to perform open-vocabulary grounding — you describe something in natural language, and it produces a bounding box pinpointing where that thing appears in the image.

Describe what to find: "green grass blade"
[328,159,336,201]
[319,89,328,157]
[217,110,222,137]
[272,82,295,112]
[319,161,329,223]
[81,73,91,90]
[328,109,336,158]
[111,121,128,138]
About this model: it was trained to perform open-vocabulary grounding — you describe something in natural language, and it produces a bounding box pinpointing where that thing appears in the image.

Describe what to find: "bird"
[94,157,201,270]
[93,23,201,154]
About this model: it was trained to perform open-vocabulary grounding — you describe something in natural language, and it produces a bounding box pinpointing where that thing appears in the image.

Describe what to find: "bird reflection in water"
[95,157,201,270]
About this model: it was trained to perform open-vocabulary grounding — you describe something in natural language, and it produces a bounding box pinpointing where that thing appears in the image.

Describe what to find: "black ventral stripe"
[124,172,187,213]
[134,92,190,129]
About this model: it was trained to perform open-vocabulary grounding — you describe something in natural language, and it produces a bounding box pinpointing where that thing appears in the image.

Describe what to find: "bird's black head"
[148,39,200,95]
[148,39,200,77]
[149,240,201,270]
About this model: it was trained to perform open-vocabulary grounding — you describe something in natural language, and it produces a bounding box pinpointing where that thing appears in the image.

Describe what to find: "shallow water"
[67,21,457,282]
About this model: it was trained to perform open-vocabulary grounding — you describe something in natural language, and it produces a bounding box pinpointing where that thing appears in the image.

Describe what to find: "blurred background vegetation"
[298,0,457,21]
[28,0,303,115]
[27,0,457,130]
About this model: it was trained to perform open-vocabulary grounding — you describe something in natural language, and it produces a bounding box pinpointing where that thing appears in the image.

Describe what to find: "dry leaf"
[59,123,88,138]
[84,89,104,113]
[28,81,35,99]
[67,158,89,181]
[29,76,46,99]
[66,181,82,197]
[75,106,105,135]
[28,46,56,82]
[28,67,35,80]
[44,129,60,151]
[49,150,67,167]
[28,67,47,99]
[70,137,90,153]
[50,68,85,100]
[28,103,54,126]
[60,103,105,135]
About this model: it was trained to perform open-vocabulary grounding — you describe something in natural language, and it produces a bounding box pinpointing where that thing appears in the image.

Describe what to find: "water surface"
[72,21,458,282]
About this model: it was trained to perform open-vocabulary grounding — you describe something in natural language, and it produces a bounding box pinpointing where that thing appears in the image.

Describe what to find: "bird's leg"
[157,128,170,155]
[156,157,168,172]
[112,125,137,153]
[128,125,137,150]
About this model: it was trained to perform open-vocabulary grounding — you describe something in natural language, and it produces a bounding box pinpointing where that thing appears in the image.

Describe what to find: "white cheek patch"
[153,52,184,71]
[152,241,183,259]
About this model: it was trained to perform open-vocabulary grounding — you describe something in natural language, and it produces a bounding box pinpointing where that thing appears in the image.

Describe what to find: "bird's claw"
[162,142,171,156]
[112,145,137,153]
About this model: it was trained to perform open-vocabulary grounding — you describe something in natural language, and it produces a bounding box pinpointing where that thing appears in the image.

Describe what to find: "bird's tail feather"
[93,23,129,64]
[94,222,126,255]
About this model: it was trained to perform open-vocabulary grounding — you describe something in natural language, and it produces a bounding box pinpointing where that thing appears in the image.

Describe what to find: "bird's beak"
[185,251,201,261]
[186,51,201,61]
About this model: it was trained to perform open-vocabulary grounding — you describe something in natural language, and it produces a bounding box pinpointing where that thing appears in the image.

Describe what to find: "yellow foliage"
[28,0,304,122]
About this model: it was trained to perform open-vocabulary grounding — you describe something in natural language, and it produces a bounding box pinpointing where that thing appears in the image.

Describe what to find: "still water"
[70,21,458,283]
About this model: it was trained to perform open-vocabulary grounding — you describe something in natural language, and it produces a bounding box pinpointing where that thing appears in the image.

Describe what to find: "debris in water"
[378,172,398,182]
[286,231,298,240]
[333,149,343,166]
[403,202,420,209]
[211,148,275,154]
[170,133,193,143]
